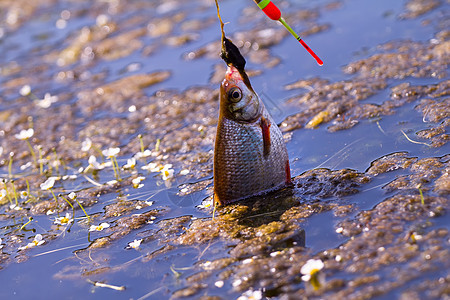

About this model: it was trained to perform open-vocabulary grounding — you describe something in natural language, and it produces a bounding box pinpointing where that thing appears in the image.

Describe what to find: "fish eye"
[228,87,242,102]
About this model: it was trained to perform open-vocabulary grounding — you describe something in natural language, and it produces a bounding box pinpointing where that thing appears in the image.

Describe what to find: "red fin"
[213,192,223,206]
[285,160,292,185]
[260,117,271,157]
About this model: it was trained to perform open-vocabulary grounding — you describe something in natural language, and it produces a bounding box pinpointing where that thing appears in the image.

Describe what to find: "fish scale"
[214,98,290,205]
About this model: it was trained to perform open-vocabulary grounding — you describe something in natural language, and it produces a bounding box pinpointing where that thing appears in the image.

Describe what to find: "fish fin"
[285,160,292,185]
[260,117,271,157]
[213,192,222,206]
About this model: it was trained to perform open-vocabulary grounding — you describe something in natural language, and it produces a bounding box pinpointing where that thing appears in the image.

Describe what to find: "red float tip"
[298,39,323,66]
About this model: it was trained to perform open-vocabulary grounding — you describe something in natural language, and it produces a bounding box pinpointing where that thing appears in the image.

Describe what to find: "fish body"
[214,65,291,206]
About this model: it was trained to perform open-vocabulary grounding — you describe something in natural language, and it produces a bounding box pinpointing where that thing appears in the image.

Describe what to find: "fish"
[214,37,291,206]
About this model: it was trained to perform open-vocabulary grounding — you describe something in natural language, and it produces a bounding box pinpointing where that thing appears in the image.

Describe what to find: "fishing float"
[252,0,323,66]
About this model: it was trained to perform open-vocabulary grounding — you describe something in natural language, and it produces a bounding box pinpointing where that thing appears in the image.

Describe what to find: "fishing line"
[214,0,225,52]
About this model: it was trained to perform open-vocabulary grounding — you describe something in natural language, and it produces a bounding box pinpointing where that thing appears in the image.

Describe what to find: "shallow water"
[0,0,449,299]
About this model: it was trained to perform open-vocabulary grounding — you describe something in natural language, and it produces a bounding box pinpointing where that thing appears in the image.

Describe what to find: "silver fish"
[214,64,291,206]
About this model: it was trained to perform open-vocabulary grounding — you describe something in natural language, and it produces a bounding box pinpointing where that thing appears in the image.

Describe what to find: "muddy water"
[0,0,448,299]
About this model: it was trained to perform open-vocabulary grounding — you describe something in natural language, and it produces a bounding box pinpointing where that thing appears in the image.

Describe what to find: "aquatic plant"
[135,134,153,159]
[37,145,44,174]
[132,176,145,188]
[134,135,158,159]
[8,152,14,178]
[89,222,110,232]
[68,192,91,223]
[0,188,7,204]
[40,177,57,192]
[138,134,144,152]
[85,155,105,173]
[102,147,120,158]
[81,138,92,152]
[20,190,28,200]
[141,162,176,185]
[419,187,425,205]
[15,128,37,168]
[86,279,125,291]
[237,289,263,300]
[2,180,13,206]
[128,239,142,249]
[123,157,136,170]
[179,169,189,175]
[301,259,325,290]
[160,164,174,181]
[102,147,121,181]
[134,150,152,159]
[401,130,431,147]
[141,162,161,172]
[19,217,33,230]
[40,177,60,208]
[9,180,20,210]
[154,138,161,152]
[58,194,75,215]
[19,85,31,96]
[48,148,63,175]
[23,179,36,203]
[18,234,45,250]
[409,232,423,243]
[81,138,105,160]
[54,212,73,225]
[36,93,58,108]
[197,198,213,209]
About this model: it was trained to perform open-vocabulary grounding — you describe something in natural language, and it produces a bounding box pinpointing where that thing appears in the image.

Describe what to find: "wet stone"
[171,151,448,298]
[400,0,441,19]
[181,17,216,32]
[94,28,146,60]
[172,283,208,298]
[415,117,449,148]
[151,215,192,244]
[281,78,389,132]
[156,168,373,296]
[295,168,369,198]
[82,266,112,276]
[103,199,152,218]
[276,34,449,136]
[77,71,171,115]
[415,97,449,123]
[366,152,417,176]
[382,156,449,193]
[88,237,111,249]
[344,39,449,80]
[0,252,9,269]
[114,210,161,230]
[165,34,199,47]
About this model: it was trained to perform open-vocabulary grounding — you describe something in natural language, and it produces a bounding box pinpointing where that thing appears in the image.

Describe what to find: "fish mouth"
[225,65,242,82]
[224,65,254,92]
[222,65,242,95]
